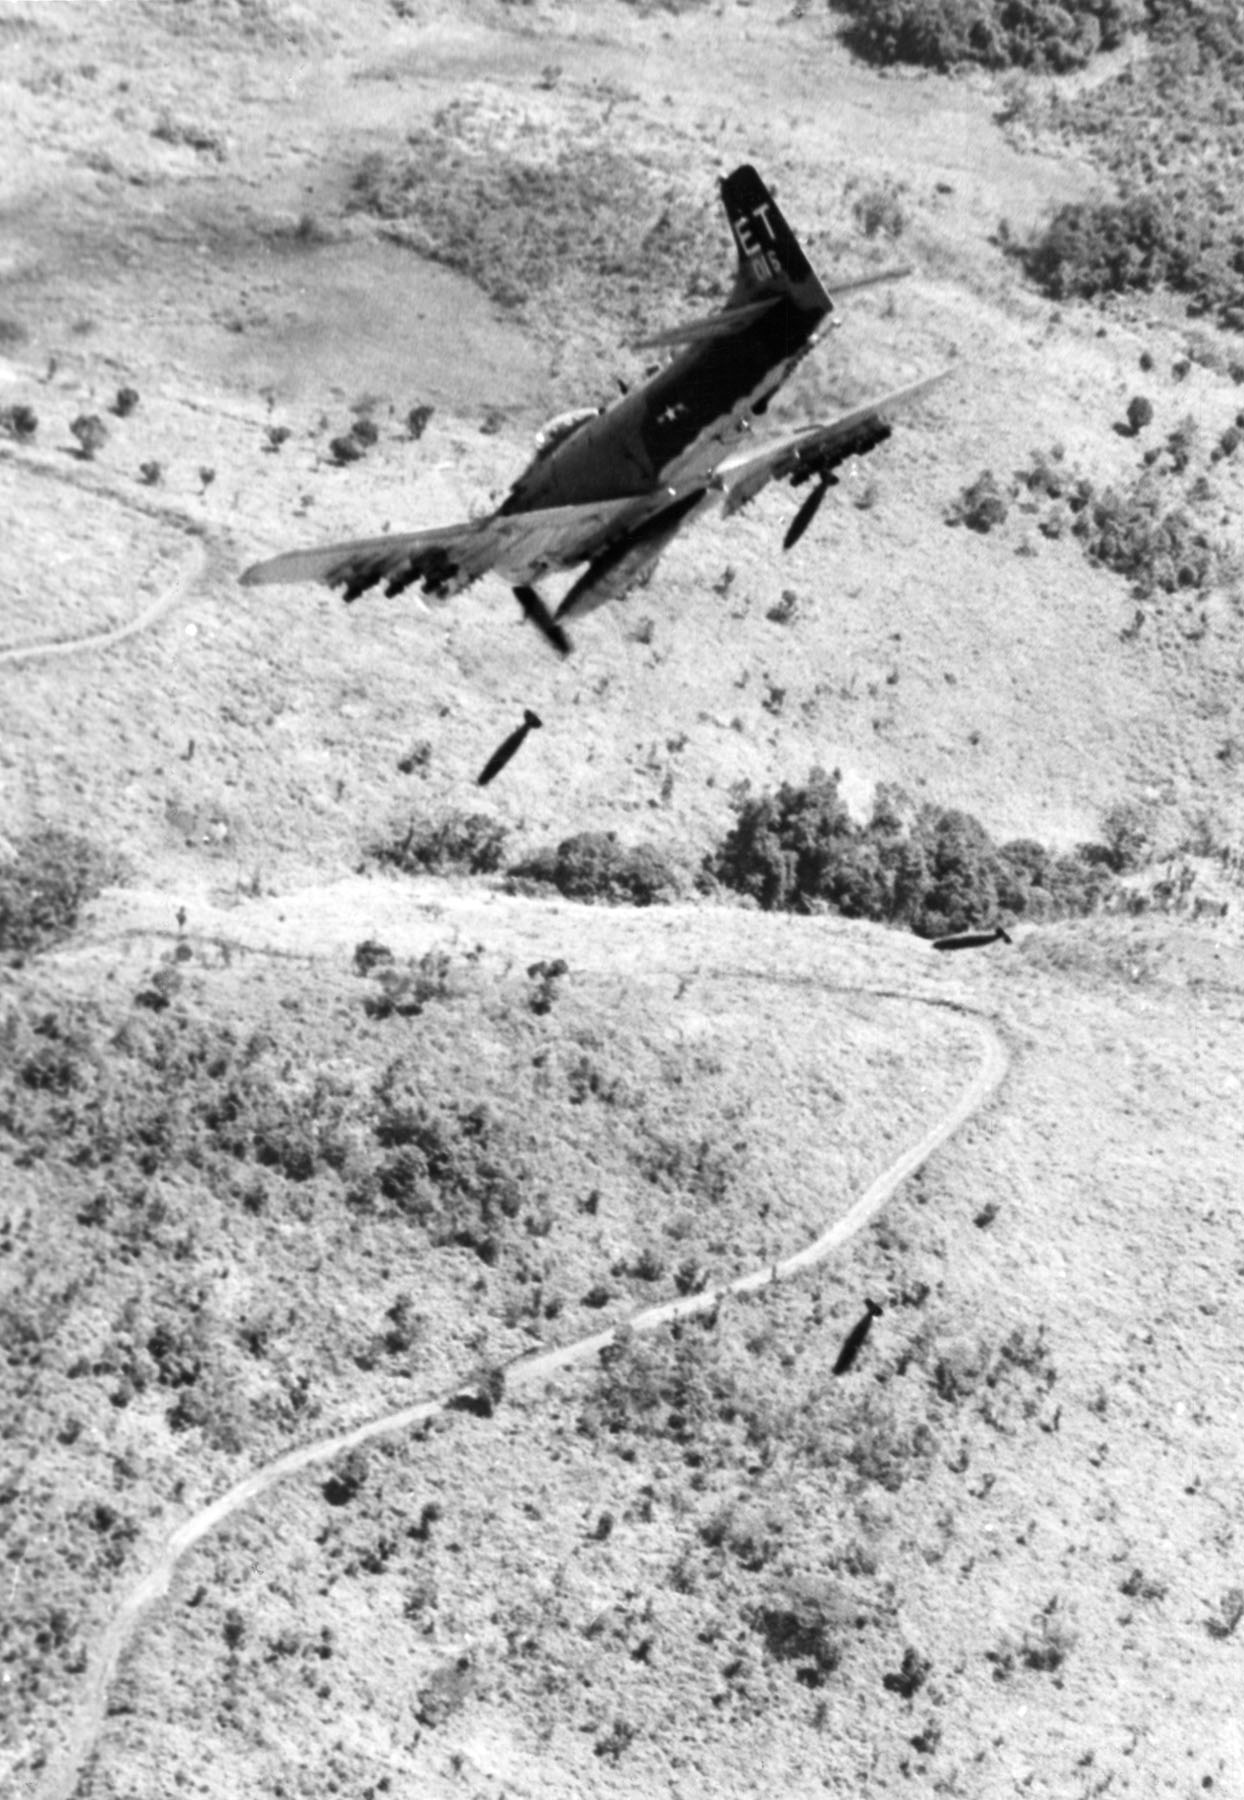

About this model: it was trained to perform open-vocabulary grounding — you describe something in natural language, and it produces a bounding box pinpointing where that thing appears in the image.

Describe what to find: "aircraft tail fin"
[720,164,832,318]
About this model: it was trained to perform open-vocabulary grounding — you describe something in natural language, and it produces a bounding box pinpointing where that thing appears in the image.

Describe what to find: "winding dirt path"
[0,445,212,667]
[36,989,1007,1800]
[11,453,1009,1798]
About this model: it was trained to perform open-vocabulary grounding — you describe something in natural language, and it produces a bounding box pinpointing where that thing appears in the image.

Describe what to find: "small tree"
[0,828,122,961]
[1099,801,1151,873]
[1126,394,1154,434]
[69,415,108,460]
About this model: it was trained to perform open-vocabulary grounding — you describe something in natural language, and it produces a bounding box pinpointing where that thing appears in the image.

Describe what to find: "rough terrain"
[3,4,1243,1799]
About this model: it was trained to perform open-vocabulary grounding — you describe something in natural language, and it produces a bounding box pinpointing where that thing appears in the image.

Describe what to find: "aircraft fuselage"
[501,293,828,516]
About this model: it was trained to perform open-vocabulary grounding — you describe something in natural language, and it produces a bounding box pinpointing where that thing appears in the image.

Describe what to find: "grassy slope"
[2,1,1242,883]
[6,898,1243,1798]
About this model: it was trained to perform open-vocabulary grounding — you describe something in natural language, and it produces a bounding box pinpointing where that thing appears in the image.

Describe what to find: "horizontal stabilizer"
[630,296,781,351]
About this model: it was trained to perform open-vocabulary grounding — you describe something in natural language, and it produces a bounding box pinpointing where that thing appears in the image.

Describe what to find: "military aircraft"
[241,165,948,656]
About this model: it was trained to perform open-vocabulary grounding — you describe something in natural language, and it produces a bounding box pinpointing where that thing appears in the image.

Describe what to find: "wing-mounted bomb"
[783,473,838,550]
[783,416,892,551]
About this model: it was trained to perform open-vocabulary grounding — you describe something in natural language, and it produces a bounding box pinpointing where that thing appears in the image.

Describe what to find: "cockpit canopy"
[533,406,598,460]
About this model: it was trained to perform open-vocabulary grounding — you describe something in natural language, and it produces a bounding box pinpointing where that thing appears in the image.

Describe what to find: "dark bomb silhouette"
[833,1298,883,1376]
[932,924,1013,953]
[477,709,543,787]
[513,585,571,657]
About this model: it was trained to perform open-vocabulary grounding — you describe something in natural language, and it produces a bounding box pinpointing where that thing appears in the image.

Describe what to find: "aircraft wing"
[715,368,952,517]
[240,499,638,602]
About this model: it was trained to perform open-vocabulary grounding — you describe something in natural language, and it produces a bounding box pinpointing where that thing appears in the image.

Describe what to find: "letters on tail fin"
[720,164,833,319]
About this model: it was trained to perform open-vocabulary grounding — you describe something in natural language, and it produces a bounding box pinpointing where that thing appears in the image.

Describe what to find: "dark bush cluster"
[753,1575,847,1685]
[1018,7,1244,325]
[0,828,123,963]
[2,985,537,1270]
[363,950,456,1019]
[356,1079,529,1264]
[707,768,1120,934]
[830,0,1141,74]
[947,468,1010,532]
[0,402,37,441]
[584,1322,787,1460]
[371,811,509,877]
[1021,188,1244,324]
[1016,441,1229,597]
[507,831,683,906]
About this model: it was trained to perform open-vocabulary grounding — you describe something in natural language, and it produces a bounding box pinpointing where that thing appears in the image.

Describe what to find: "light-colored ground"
[3,3,1244,1798]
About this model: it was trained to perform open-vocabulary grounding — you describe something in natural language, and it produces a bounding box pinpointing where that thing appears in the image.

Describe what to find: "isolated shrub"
[372,811,509,876]
[883,1645,933,1698]
[1020,1600,1078,1670]
[0,828,122,962]
[851,177,907,240]
[754,1574,847,1684]
[1126,394,1154,434]
[1204,1587,1244,1641]
[352,938,394,976]
[69,415,108,460]
[0,403,37,441]
[947,469,1010,531]
[507,831,681,905]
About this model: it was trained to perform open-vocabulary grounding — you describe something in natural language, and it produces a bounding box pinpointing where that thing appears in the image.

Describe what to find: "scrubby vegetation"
[952,436,1236,603]
[0,402,38,441]
[574,1286,1060,1714]
[947,468,1010,533]
[348,103,723,339]
[0,827,123,963]
[1015,439,1234,598]
[1014,5,1244,325]
[370,810,509,877]
[706,770,1122,933]
[507,831,684,906]
[829,0,1141,74]
[7,922,979,1758]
